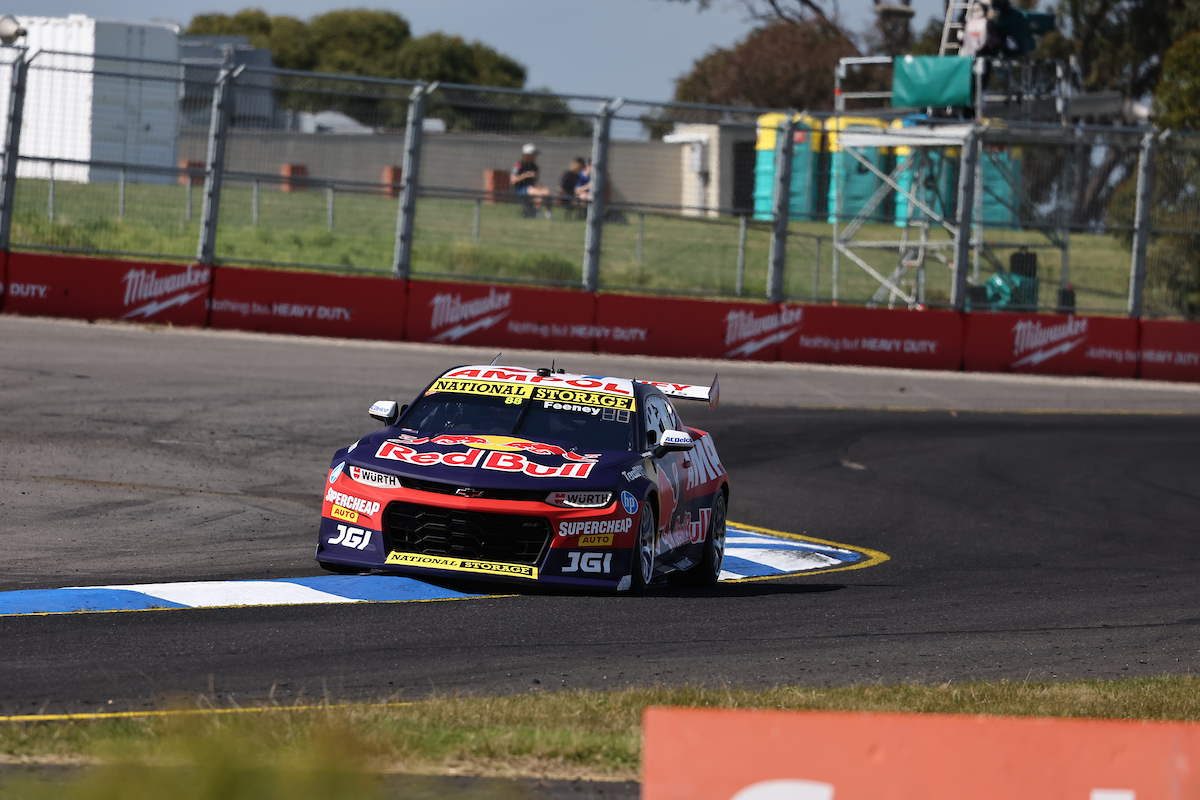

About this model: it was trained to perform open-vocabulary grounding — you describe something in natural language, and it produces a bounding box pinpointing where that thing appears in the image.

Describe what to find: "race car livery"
[316,363,729,592]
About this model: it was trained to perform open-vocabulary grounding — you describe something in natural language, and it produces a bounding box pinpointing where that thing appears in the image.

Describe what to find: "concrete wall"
[179,128,685,209]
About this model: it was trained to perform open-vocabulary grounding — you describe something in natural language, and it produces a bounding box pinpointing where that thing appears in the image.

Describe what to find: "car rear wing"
[639,375,720,411]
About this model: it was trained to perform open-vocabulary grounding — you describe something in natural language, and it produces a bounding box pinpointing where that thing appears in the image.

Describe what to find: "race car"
[316,362,729,593]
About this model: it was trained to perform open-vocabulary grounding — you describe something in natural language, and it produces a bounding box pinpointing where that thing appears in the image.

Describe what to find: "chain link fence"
[0,46,1194,318]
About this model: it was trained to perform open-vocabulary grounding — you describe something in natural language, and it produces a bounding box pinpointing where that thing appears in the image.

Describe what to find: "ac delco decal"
[384,551,538,579]
[376,441,597,479]
[557,519,633,537]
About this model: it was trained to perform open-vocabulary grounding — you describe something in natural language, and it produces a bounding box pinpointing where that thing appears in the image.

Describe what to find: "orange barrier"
[643,706,1200,800]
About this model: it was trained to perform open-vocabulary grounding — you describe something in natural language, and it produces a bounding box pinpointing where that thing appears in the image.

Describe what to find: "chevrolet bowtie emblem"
[455,488,485,497]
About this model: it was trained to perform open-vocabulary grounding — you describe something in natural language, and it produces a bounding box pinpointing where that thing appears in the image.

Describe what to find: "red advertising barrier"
[778,303,964,371]
[406,280,596,352]
[209,267,406,340]
[594,294,790,360]
[0,249,7,312]
[3,252,211,327]
[964,311,1139,378]
[1139,320,1200,382]
[644,706,1200,800]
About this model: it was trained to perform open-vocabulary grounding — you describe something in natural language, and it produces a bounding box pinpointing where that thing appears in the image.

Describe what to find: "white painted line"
[725,548,843,573]
[99,581,361,608]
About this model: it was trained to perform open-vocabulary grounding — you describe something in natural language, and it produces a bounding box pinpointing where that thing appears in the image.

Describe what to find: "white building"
[0,15,181,183]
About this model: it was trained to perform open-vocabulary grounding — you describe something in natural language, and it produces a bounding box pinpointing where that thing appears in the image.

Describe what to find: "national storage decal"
[384,551,538,579]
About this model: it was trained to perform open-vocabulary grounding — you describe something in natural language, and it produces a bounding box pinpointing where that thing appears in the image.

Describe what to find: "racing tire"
[676,492,727,588]
[318,560,363,575]
[629,499,657,595]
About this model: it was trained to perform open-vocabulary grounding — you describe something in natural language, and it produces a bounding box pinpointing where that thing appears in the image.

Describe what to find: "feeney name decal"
[385,551,538,579]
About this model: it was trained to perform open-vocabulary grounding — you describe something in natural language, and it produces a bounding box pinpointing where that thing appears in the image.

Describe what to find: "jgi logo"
[562,551,614,574]
[328,524,373,550]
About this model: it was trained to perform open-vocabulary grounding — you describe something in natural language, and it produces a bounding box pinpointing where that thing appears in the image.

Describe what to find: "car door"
[644,394,694,562]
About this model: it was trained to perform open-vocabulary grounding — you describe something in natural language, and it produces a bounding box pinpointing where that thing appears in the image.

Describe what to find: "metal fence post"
[0,49,28,253]
[393,82,433,279]
[1127,130,1157,318]
[47,160,54,223]
[326,184,335,231]
[766,112,797,304]
[196,65,241,266]
[582,98,620,293]
[735,214,747,297]
[118,167,125,219]
[951,128,979,312]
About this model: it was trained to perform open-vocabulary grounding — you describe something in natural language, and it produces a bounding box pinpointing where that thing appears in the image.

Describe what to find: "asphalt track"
[1,315,1199,715]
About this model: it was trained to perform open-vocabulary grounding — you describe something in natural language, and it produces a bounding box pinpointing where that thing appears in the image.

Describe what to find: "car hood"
[334,428,641,491]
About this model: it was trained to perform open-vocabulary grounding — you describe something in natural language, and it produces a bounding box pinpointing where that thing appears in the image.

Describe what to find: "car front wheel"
[629,499,656,595]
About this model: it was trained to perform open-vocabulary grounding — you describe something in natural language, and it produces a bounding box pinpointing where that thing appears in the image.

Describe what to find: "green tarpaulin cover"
[892,55,973,108]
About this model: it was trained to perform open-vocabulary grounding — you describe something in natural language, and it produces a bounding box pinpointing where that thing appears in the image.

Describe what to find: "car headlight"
[545,491,613,508]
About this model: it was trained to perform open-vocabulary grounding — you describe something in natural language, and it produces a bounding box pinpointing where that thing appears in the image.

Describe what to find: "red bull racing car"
[316,363,729,593]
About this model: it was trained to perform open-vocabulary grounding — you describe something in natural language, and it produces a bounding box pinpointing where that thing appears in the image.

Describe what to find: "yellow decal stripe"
[428,379,533,399]
[385,551,538,580]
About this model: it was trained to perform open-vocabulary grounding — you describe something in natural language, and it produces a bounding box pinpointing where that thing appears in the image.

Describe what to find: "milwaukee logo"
[429,288,512,342]
[121,264,210,319]
[723,306,803,358]
[1011,316,1089,367]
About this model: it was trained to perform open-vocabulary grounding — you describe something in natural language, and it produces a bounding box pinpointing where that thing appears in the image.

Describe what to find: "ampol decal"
[406,281,597,351]
[4,253,211,326]
[963,312,1137,377]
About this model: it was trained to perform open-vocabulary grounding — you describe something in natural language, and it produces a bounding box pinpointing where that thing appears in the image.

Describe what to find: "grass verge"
[1,677,1199,797]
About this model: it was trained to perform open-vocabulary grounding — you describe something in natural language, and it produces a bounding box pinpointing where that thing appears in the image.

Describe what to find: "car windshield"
[401,391,637,452]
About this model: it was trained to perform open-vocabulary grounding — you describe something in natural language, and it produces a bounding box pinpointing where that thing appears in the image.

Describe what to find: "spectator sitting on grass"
[512,143,552,218]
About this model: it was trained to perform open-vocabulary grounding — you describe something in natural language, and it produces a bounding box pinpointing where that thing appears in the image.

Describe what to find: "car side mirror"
[653,429,694,458]
[369,400,399,426]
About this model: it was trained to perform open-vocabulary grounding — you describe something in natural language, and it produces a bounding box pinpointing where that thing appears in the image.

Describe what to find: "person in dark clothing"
[511,142,552,217]
[558,157,585,217]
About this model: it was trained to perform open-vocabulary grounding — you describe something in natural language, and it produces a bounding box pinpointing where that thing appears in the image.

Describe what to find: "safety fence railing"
[0,44,1196,319]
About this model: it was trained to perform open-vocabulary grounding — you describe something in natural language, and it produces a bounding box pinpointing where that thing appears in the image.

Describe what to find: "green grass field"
[1,677,1198,798]
[12,177,1137,312]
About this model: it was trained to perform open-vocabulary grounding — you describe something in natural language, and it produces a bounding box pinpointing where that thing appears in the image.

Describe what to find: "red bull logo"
[395,434,599,462]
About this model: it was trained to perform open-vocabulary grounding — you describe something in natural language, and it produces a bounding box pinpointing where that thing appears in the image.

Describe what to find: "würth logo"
[121,264,210,319]
[723,306,803,358]
[1011,315,1089,367]
[429,288,512,342]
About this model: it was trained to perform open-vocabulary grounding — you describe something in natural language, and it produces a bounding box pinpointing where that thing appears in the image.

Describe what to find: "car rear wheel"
[629,499,656,595]
[677,492,727,588]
